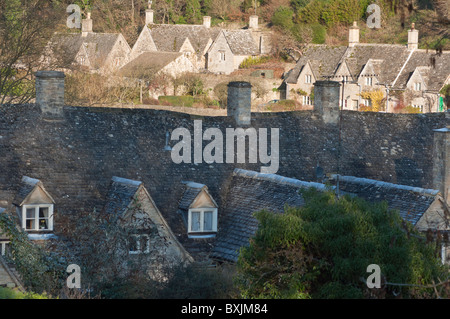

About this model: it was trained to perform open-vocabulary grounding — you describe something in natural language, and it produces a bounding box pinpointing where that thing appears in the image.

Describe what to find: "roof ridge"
[111,176,142,186]
[233,168,329,190]
[330,174,439,196]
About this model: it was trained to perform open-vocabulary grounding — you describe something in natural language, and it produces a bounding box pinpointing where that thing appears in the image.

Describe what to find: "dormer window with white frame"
[22,204,54,231]
[178,182,219,239]
[188,208,218,234]
[365,76,373,86]
[414,82,421,91]
[13,176,55,236]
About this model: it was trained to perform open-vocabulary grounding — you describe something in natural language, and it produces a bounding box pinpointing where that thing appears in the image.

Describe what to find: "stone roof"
[341,44,411,85]
[285,45,348,83]
[149,24,221,57]
[211,169,329,263]
[223,30,259,56]
[211,169,442,263]
[392,50,450,91]
[118,51,183,78]
[330,175,440,226]
[48,32,122,70]
[103,176,142,217]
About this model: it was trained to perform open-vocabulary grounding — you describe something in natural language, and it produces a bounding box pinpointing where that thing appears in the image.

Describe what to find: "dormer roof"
[13,176,55,207]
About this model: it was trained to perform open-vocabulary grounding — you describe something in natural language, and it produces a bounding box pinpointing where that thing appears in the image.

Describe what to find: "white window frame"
[128,234,150,255]
[363,99,372,107]
[305,74,312,84]
[412,104,423,112]
[414,82,421,91]
[1,241,9,256]
[365,77,373,86]
[188,208,218,234]
[302,95,311,105]
[21,204,54,231]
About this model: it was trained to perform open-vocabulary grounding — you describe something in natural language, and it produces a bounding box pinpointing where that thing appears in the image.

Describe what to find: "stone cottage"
[285,22,450,113]
[0,72,449,289]
[45,13,131,74]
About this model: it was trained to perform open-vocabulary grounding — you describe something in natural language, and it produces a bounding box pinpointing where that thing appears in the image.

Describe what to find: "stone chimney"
[348,21,359,47]
[146,8,154,25]
[432,117,450,206]
[408,23,419,50]
[249,15,258,29]
[203,16,211,28]
[313,81,340,124]
[35,71,65,119]
[81,12,93,37]
[227,81,252,126]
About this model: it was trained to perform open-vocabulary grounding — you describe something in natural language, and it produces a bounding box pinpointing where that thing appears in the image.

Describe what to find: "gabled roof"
[211,169,329,263]
[223,30,259,55]
[48,32,125,70]
[118,51,184,78]
[13,176,55,207]
[149,24,221,57]
[285,45,348,83]
[392,50,450,91]
[329,175,440,226]
[103,176,143,217]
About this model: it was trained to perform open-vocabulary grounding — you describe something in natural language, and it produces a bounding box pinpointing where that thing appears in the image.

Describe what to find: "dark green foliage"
[271,6,295,30]
[236,189,448,299]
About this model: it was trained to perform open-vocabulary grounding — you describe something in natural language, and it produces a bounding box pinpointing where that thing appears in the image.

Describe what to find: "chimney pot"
[82,13,93,37]
[203,16,211,28]
[408,24,419,50]
[249,15,258,29]
[145,8,154,25]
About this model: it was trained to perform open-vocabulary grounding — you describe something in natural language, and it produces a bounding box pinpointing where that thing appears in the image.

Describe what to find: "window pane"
[26,219,35,230]
[191,211,201,231]
[39,207,48,218]
[26,208,35,219]
[204,211,213,231]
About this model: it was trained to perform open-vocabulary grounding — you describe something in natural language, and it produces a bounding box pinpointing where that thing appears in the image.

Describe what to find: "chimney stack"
[313,81,340,124]
[203,16,211,28]
[146,8,154,25]
[348,21,359,47]
[35,71,65,119]
[433,118,450,206]
[249,15,258,29]
[408,23,419,50]
[227,81,252,126]
[81,12,93,37]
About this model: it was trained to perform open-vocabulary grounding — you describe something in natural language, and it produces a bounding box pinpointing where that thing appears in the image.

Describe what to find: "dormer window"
[188,208,218,233]
[365,77,373,86]
[23,205,54,231]
[414,82,421,91]
[178,182,219,239]
[13,176,55,235]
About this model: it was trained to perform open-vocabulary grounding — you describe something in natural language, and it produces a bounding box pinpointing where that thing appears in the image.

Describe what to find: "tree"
[0,0,64,105]
[235,188,449,299]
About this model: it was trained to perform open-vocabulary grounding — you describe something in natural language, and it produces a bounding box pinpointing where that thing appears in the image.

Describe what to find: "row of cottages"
[127,8,262,75]
[0,74,449,290]
[46,9,266,78]
[285,22,450,113]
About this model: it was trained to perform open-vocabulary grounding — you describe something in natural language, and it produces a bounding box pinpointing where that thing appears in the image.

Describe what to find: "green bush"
[0,287,51,299]
[236,189,448,299]
[239,56,271,69]
[271,6,295,30]
[311,23,326,44]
